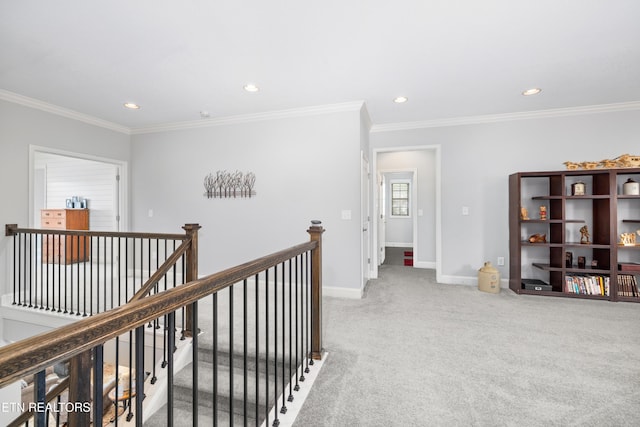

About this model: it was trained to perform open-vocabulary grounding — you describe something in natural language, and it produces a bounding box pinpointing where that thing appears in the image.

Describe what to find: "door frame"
[371,145,442,282]
[29,145,128,231]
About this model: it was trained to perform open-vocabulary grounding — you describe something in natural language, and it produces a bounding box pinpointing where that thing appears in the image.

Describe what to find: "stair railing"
[4,223,200,317]
[0,221,324,427]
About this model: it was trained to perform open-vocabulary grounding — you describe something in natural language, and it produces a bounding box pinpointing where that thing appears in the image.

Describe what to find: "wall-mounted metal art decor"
[204,170,256,198]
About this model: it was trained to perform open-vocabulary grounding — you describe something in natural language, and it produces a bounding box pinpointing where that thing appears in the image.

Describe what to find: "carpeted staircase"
[145,333,295,426]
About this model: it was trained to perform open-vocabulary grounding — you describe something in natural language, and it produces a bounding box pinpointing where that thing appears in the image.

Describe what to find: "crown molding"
[0,89,130,134]
[371,101,640,133]
[131,101,366,135]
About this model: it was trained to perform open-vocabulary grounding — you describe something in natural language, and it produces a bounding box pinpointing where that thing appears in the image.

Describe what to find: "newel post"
[307,220,325,360]
[183,223,201,337]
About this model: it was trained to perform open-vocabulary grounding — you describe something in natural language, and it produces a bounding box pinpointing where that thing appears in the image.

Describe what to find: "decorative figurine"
[520,207,530,220]
[539,206,547,220]
[578,256,586,269]
[564,154,640,170]
[565,251,573,268]
[580,225,590,244]
[571,182,585,196]
[528,233,547,243]
[620,232,637,246]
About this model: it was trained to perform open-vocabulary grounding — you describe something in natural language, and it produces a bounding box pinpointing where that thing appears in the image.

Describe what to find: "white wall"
[130,108,365,294]
[371,109,640,284]
[0,99,131,295]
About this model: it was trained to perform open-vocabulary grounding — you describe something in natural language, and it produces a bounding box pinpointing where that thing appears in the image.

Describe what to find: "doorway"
[372,146,441,281]
[380,170,416,267]
[30,146,127,231]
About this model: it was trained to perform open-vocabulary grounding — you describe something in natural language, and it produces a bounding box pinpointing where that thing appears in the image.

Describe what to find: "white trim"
[28,145,129,231]
[0,89,130,134]
[414,261,436,269]
[131,101,366,134]
[437,275,510,289]
[323,286,362,299]
[370,101,640,133]
[385,241,413,248]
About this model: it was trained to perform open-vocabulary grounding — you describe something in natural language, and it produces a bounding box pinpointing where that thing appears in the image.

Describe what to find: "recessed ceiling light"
[200,111,210,119]
[243,84,259,93]
[123,102,140,109]
[393,96,408,103]
[522,88,542,96]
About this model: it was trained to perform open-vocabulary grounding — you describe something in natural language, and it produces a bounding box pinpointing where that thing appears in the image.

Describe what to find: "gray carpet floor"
[293,265,640,427]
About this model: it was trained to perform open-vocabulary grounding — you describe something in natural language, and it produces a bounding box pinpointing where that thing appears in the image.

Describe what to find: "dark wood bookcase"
[509,168,640,302]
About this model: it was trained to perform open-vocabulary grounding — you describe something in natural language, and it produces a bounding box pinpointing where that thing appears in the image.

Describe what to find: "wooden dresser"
[41,209,90,263]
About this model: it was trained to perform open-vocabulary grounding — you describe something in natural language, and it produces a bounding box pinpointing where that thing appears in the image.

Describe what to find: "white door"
[378,173,386,265]
[361,153,370,290]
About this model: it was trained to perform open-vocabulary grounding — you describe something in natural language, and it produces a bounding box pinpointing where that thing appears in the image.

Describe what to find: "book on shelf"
[618,263,640,272]
[617,274,639,298]
[564,274,609,296]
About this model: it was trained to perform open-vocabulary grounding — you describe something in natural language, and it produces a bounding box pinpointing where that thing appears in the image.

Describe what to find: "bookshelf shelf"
[509,168,640,302]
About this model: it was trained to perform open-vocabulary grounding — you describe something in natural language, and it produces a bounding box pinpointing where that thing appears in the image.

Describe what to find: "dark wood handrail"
[129,237,191,302]
[0,240,317,388]
[5,224,187,240]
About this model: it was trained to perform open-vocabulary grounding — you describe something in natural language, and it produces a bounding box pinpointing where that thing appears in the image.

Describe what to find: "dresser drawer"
[41,218,66,229]
[41,209,66,219]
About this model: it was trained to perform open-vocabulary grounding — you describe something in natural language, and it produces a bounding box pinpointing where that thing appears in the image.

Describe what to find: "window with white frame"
[390,180,410,217]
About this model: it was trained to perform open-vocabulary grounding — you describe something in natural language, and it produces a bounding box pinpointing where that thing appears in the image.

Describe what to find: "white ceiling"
[1,1,639,132]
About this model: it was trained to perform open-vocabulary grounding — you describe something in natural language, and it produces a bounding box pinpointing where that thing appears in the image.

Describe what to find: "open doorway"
[372,146,441,280]
[379,170,416,267]
[30,146,127,231]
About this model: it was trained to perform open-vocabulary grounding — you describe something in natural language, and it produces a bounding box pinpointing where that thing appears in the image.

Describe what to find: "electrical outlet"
[497,256,505,266]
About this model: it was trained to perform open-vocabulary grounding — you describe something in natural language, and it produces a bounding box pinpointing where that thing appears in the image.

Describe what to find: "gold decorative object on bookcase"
[563,153,640,170]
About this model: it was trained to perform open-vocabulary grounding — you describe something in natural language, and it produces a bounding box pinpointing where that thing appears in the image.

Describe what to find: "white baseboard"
[437,275,510,289]
[413,261,436,269]
[385,242,413,248]
[323,286,362,299]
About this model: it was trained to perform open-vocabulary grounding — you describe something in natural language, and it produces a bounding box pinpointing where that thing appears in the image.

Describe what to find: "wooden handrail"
[5,224,187,240]
[129,237,192,302]
[0,240,317,388]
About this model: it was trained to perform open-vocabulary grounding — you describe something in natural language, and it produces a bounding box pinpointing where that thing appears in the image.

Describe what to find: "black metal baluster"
[93,345,104,426]
[37,233,42,308]
[110,236,114,310]
[83,234,88,316]
[115,337,120,427]
[35,369,46,426]
[300,253,306,382]
[135,325,145,425]
[287,259,294,402]
[76,232,80,315]
[167,312,176,424]
[57,233,62,312]
[255,273,260,424]
[126,331,134,422]
[12,232,17,305]
[77,234,82,315]
[213,292,218,427]
[229,286,234,426]
[294,255,300,391]
[103,236,108,312]
[306,251,312,371]
[265,269,270,427]
[191,302,199,427]
[273,264,280,426]
[243,278,248,427]
[41,233,46,309]
[280,261,287,416]
[92,235,97,315]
